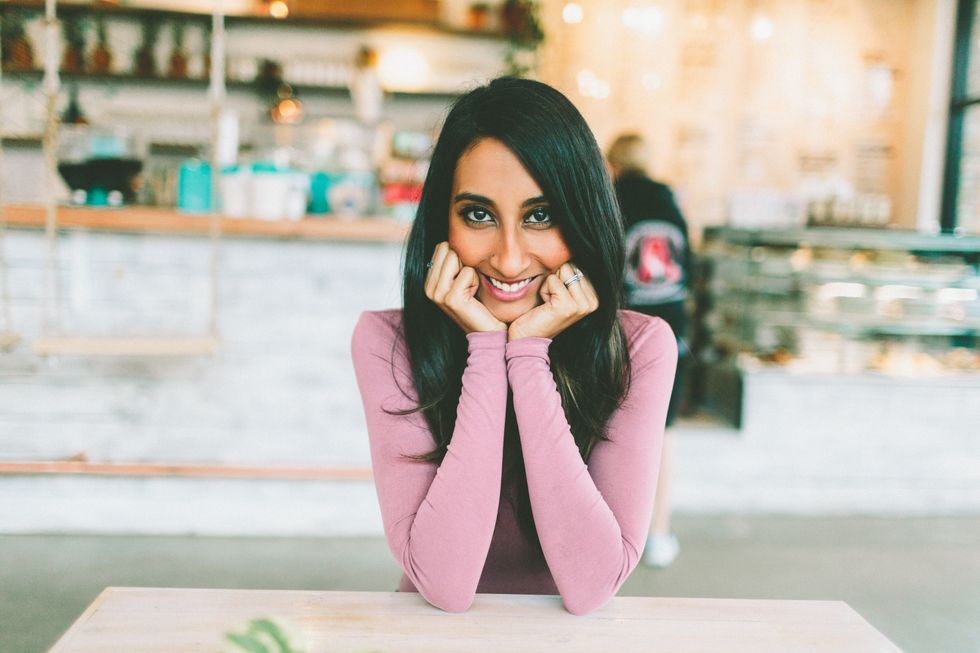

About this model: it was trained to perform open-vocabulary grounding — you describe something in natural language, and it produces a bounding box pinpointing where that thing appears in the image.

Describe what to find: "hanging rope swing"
[0,12,23,352]
[30,0,223,358]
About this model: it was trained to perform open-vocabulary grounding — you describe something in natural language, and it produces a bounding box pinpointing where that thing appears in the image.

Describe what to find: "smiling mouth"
[483,274,537,293]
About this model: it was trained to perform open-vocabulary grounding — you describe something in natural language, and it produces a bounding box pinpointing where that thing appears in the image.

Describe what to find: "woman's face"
[448,138,573,325]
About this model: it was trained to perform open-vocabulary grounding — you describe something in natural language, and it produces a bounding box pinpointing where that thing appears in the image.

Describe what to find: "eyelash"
[460,206,552,226]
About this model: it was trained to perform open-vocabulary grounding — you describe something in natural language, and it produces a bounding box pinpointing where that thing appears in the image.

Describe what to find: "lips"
[488,276,533,292]
[482,273,538,301]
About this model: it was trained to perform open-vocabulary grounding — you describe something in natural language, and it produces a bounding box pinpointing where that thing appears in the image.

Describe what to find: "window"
[942,0,980,233]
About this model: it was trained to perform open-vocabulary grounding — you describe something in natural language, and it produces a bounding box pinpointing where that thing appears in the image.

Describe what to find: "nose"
[490,223,531,280]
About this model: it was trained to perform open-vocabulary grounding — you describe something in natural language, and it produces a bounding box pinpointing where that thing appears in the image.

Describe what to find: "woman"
[351,77,677,616]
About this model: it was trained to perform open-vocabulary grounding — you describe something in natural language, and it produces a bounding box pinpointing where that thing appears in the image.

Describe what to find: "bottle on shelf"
[168,21,189,79]
[90,15,113,74]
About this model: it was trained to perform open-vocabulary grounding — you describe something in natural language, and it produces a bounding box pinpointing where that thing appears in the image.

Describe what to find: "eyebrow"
[453,192,548,208]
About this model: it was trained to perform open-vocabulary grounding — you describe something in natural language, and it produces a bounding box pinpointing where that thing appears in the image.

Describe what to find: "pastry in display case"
[694,226,980,419]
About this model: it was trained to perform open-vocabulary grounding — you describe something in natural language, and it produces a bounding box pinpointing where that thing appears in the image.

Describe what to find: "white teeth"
[489,276,532,293]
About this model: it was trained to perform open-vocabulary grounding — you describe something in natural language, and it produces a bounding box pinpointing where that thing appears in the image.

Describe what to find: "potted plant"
[499,0,543,77]
[467,2,492,31]
[1,11,35,71]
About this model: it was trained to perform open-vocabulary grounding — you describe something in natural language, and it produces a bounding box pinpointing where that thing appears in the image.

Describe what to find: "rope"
[207,4,226,342]
[0,13,12,339]
[41,3,62,338]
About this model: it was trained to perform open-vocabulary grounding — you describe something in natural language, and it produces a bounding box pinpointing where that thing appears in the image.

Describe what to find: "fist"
[508,263,599,341]
[424,242,507,334]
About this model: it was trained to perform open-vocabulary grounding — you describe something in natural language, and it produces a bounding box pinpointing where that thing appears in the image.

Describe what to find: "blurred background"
[0,1,978,652]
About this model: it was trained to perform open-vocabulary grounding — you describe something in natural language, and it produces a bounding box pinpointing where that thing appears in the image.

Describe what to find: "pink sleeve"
[350,311,508,613]
[504,317,677,615]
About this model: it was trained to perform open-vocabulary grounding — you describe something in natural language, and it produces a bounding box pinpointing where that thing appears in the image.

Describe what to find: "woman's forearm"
[505,324,676,615]
[397,331,508,610]
[353,315,508,612]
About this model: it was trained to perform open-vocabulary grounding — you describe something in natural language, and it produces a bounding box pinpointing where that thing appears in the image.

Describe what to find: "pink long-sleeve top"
[350,308,677,615]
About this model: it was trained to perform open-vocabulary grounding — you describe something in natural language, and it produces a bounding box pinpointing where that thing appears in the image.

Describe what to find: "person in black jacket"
[607,133,689,568]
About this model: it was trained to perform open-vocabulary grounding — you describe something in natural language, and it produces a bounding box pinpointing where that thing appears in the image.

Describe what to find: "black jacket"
[614,171,692,307]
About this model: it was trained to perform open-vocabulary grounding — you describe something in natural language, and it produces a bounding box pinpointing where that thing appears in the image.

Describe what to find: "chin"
[479,293,537,325]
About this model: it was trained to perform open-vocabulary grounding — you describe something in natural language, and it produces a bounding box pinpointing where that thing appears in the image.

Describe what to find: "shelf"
[1,204,411,243]
[704,267,980,292]
[0,69,464,102]
[735,364,980,385]
[710,305,980,337]
[704,226,980,254]
[32,335,219,357]
[1,136,227,157]
[0,460,373,481]
[0,0,508,41]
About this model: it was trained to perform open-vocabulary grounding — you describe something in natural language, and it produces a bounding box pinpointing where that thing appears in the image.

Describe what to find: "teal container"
[177,160,212,213]
[308,171,330,214]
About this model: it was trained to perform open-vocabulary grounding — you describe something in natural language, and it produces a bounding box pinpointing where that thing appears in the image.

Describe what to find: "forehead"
[452,138,543,199]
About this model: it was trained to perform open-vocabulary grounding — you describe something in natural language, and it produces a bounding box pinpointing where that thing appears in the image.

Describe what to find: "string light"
[622,5,665,34]
[378,46,430,91]
[577,69,610,99]
[750,14,774,40]
[269,1,289,19]
[642,72,662,91]
[562,2,584,24]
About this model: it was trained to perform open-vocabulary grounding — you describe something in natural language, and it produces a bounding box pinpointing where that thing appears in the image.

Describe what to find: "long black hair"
[395,77,631,548]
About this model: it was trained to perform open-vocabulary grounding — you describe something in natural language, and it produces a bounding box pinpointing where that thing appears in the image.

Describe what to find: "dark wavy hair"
[395,77,631,548]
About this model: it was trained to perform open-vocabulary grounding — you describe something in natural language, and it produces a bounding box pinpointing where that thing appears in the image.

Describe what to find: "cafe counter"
[0,204,410,242]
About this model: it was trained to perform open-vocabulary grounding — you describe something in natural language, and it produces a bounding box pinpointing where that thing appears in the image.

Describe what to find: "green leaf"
[225,632,270,653]
[248,619,296,653]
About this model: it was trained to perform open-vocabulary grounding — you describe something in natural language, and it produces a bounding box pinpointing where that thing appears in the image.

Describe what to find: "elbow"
[561,590,613,616]
[419,586,476,613]
[398,545,478,613]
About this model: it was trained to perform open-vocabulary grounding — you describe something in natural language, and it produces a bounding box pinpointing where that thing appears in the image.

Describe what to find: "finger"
[566,264,599,313]
[425,242,450,296]
[545,273,575,314]
[558,262,580,285]
[559,263,590,311]
[539,273,556,303]
[433,248,461,302]
[424,242,449,297]
[446,266,479,308]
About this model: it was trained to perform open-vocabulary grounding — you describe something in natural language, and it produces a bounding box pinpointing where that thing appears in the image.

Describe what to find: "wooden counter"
[48,587,902,653]
[0,204,410,243]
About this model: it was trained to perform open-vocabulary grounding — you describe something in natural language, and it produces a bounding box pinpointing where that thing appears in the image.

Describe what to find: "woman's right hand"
[425,242,506,334]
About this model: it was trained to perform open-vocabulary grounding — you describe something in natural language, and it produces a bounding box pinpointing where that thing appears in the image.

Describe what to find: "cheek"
[539,233,573,271]
[448,223,486,268]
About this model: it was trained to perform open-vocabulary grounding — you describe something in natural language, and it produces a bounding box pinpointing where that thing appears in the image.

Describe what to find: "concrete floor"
[3,516,979,653]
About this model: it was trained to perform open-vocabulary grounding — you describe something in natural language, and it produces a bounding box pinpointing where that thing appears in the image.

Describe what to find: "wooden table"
[48,587,902,653]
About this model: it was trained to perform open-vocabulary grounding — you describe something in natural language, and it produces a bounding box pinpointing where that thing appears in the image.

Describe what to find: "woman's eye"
[463,207,493,223]
[526,207,551,224]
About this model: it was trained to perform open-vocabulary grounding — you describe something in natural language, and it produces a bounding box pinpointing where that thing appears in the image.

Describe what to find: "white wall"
[537,0,950,234]
[1,227,978,536]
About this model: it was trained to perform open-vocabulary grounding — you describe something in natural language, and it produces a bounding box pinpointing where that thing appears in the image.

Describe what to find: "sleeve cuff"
[505,336,552,361]
[466,329,508,351]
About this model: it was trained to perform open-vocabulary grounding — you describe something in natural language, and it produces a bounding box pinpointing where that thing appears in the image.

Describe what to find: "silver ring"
[564,271,584,287]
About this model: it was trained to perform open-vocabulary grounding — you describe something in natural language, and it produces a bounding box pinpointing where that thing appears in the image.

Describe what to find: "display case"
[694,226,980,425]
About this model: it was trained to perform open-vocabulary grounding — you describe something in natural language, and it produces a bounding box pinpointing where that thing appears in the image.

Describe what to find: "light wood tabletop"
[48,587,902,653]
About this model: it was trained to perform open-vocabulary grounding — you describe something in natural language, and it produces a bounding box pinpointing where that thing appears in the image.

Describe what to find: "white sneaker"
[643,533,679,568]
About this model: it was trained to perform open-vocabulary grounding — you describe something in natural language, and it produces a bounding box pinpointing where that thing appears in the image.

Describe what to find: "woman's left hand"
[508,263,600,341]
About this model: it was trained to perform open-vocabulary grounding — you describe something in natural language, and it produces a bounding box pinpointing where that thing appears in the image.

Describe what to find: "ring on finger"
[564,270,584,287]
